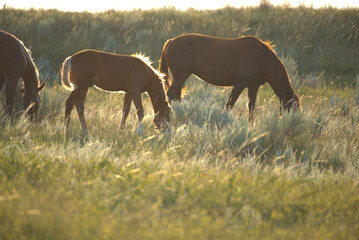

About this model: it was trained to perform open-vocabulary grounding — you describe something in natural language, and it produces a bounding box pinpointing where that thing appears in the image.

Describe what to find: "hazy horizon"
[2,0,359,12]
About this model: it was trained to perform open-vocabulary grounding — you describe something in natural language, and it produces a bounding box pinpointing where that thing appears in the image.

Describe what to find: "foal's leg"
[75,86,89,134]
[225,82,246,109]
[5,76,19,116]
[248,86,259,121]
[119,92,132,131]
[132,93,144,135]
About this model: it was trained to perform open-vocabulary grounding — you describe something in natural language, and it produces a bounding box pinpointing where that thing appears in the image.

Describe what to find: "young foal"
[0,30,46,121]
[61,50,171,134]
[160,33,300,120]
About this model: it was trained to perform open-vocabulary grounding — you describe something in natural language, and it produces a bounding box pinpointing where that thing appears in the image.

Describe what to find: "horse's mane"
[260,39,294,85]
[262,40,276,54]
[17,37,40,87]
[132,53,166,82]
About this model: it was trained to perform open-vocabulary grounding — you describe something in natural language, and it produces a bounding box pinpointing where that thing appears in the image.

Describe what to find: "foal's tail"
[61,56,75,91]
[159,39,172,91]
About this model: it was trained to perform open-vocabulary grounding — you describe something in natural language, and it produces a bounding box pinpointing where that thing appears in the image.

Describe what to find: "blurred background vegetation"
[0,4,358,85]
[1,5,359,239]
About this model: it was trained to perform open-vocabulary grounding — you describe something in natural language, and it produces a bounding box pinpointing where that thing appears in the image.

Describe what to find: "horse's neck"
[147,79,167,114]
[23,63,38,91]
[20,43,39,90]
[268,67,295,103]
[273,82,294,103]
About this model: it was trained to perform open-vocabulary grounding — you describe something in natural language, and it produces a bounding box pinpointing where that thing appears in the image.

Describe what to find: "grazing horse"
[159,33,300,120]
[0,30,46,121]
[61,49,171,134]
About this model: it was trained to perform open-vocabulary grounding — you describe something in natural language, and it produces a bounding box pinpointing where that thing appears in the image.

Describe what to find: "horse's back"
[167,34,270,60]
[0,31,27,76]
[101,52,150,92]
[71,50,101,72]
[69,50,101,87]
[72,49,142,73]
[168,33,264,49]
[70,50,151,93]
[165,34,270,86]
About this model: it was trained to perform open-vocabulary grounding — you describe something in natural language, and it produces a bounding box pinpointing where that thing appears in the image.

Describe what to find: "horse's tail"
[61,56,76,91]
[159,39,172,91]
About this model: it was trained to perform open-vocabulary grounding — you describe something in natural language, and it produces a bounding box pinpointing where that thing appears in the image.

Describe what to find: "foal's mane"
[131,53,170,110]
[131,53,166,86]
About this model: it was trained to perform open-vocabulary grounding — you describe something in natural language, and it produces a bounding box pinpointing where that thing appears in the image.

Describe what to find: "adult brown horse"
[160,33,300,120]
[0,30,46,121]
[61,50,171,134]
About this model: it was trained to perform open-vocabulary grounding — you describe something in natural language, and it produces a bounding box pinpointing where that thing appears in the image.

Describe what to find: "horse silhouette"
[160,33,300,120]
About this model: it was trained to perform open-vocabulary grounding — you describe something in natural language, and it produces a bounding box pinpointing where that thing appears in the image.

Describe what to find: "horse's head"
[284,94,301,112]
[20,82,46,121]
[153,102,172,131]
[166,79,187,102]
[167,87,181,102]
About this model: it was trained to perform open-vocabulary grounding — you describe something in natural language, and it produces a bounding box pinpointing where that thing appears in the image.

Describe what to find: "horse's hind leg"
[119,92,132,131]
[225,82,246,109]
[65,87,83,133]
[65,91,76,132]
[75,86,89,134]
[132,93,144,135]
[248,86,259,121]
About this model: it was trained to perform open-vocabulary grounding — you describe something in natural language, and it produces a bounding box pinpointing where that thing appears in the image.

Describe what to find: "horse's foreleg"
[119,93,132,131]
[248,86,259,121]
[132,93,144,135]
[225,82,246,109]
[75,87,89,134]
[5,77,19,117]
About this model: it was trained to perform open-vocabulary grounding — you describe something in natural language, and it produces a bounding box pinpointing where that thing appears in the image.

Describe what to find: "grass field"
[1,5,359,240]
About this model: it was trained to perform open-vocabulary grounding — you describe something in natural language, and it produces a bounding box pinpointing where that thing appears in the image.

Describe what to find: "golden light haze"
[3,0,359,12]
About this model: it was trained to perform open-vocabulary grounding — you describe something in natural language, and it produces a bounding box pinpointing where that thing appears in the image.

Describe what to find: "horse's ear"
[37,82,46,92]
[19,87,25,94]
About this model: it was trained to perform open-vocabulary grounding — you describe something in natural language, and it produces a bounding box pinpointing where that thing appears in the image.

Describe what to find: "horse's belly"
[199,77,234,86]
[194,70,235,87]
[93,78,125,92]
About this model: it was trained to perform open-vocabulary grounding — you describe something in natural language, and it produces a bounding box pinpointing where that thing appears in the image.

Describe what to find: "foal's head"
[20,82,46,121]
[153,102,172,131]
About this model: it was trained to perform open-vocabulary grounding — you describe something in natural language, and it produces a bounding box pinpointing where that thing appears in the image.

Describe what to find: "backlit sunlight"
[3,0,359,12]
